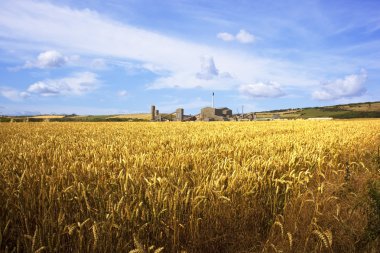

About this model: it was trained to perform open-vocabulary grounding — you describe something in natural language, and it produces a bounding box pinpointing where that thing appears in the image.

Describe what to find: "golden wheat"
[0,120,379,252]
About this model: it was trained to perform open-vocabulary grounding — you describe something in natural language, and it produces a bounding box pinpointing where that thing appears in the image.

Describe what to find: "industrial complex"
[150,92,236,121]
[150,104,236,122]
[151,92,253,121]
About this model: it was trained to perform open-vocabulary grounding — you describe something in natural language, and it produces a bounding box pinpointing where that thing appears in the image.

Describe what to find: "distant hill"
[254,101,380,119]
[2,101,380,122]
[0,114,150,122]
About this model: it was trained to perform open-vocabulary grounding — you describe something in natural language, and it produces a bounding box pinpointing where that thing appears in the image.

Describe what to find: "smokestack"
[212,92,215,108]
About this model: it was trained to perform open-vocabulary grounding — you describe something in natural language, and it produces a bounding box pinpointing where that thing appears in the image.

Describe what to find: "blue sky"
[0,0,379,115]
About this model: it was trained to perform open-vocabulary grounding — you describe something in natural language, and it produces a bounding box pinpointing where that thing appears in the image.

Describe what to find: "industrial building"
[200,107,232,121]
[198,92,233,121]
[150,105,161,121]
[151,92,233,121]
[151,105,189,121]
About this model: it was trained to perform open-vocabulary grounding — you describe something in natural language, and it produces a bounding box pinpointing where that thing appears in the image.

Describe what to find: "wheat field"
[108,114,152,120]
[0,120,379,252]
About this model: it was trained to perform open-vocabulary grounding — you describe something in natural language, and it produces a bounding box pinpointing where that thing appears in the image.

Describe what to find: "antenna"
[212,92,215,108]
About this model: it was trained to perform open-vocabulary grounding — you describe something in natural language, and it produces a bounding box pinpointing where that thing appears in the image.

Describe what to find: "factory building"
[151,105,161,121]
[151,91,233,121]
[151,105,188,121]
[200,107,232,121]
[175,108,184,121]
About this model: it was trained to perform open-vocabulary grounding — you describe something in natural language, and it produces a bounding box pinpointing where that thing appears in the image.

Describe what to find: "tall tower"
[156,110,160,121]
[212,92,215,108]
[151,105,156,121]
[176,108,184,121]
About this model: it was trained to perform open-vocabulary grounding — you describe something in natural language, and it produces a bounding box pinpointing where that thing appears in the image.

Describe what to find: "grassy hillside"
[256,101,380,119]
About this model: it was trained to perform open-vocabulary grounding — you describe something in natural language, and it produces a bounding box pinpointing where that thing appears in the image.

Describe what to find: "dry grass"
[29,115,65,119]
[256,110,302,118]
[108,113,151,120]
[338,102,380,112]
[0,120,379,252]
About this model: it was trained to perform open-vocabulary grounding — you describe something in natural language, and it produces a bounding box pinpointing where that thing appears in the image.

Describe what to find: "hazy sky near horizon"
[0,0,379,115]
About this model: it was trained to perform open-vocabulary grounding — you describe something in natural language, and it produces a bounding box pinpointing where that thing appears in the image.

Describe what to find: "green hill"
[256,101,380,119]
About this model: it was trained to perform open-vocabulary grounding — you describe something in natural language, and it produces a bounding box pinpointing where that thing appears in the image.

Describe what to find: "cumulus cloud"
[149,55,235,90]
[27,72,99,97]
[0,87,29,101]
[312,70,367,100]
[239,82,285,98]
[149,70,238,90]
[217,32,235,41]
[196,55,219,80]
[236,29,255,43]
[24,50,67,69]
[217,29,255,43]
[196,55,232,80]
[0,72,98,100]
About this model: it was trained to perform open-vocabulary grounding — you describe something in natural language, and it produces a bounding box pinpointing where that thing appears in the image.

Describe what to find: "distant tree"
[64,113,77,117]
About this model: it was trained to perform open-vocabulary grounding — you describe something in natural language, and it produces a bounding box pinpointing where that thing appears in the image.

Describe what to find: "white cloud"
[0,72,98,100]
[24,50,67,69]
[0,87,29,101]
[217,32,235,41]
[239,82,285,98]
[0,1,315,91]
[27,72,99,97]
[196,55,219,80]
[149,55,235,90]
[141,63,167,74]
[236,29,255,43]
[90,58,107,69]
[117,90,128,97]
[148,71,237,90]
[196,55,232,80]
[217,29,255,43]
[312,70,367,100]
